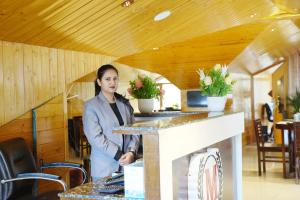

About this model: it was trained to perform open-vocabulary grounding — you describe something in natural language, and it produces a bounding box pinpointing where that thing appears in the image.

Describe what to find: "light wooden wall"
[35,94,68,193]
[0,111,32,147]
[0,94,69,193]
[67,82,94,119]
[0,40,114,127]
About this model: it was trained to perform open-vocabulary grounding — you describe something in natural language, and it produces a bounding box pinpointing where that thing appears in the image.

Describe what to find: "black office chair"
[0,138,87,200]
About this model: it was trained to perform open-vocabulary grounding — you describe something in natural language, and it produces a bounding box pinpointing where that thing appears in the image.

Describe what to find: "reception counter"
[59,111,244,200]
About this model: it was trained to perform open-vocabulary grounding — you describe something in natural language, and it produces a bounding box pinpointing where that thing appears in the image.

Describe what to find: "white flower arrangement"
[197,64,235,97]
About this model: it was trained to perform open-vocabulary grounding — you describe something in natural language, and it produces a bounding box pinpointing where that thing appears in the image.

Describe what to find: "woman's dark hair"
[95,64,134,114]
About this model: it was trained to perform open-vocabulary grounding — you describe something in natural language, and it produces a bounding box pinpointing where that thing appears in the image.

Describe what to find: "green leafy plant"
[128,75,163,99]
[287,90,300,113]
[197,64,235,96]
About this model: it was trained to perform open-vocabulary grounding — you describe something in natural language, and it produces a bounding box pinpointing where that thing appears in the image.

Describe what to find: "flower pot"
[138,98,154,113]
[207,96,227,112]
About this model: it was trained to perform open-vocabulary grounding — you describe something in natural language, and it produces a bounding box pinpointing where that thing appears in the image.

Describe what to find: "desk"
[60,112,244,200]
[275,121,295,178]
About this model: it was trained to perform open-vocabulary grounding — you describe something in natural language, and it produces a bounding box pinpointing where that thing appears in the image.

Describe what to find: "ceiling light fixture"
[152,47,159,50]
[121,0,134,7]
[154,10,171,21]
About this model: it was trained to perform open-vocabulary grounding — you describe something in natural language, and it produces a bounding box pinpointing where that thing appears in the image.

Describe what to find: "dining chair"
[254,119,289,176]
[73,116,91,158]
[0,138,87,200]
[293,121,300,183]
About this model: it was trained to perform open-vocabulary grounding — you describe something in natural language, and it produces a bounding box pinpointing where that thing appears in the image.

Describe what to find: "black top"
[110,103,124,161]
[110,103,124,126]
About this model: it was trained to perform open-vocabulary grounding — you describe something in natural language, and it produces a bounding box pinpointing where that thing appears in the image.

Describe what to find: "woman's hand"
[119,152,134,166]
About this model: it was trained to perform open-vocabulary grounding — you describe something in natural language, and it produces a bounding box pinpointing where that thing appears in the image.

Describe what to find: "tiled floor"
[243,145,300,200]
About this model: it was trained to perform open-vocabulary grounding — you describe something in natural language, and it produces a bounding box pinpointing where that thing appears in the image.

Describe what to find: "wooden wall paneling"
[14,43,25,116]
[83,52,90,74]
[0,39,115,127]
[92,53,98,72]
[35,94,67,193]
[0,110,33,148]
[32,46,43,106]
[64,50,72,84]
[24,44,35,110]
[63,91,69,161]
[40,46,51,103]
[49,48,58,97]
[3,42,24,123]
[71,51,78,83]
[0,41,3,126]
[78,52,85,79]
[57,49,65,94]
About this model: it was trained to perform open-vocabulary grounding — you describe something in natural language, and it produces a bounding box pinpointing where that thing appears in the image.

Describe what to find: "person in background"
[83,64,139,181]
[261,90,275,141]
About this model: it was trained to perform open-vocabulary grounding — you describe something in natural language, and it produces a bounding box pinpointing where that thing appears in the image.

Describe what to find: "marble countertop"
[134,111,198,117]
[58,180,140,200]
[114,111,240,135]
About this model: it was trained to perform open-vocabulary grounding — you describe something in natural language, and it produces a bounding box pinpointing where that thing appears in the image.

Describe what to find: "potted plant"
[287,90,300,114]
[197,64,235,112]
[128,75,164,113]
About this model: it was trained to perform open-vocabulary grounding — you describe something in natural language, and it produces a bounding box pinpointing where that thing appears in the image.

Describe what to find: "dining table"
[275,120,295,178]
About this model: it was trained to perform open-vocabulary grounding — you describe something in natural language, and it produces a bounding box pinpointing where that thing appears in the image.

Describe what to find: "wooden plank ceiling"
[1,0,300,89]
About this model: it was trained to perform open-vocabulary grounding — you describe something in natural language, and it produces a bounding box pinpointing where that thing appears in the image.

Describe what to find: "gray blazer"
[83,92,139,178]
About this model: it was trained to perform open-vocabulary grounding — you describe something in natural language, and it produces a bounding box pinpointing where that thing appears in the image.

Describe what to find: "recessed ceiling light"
[154,10,171,21]
[121,0,134,7]
[271,28,275,32]
[152,47,159,50]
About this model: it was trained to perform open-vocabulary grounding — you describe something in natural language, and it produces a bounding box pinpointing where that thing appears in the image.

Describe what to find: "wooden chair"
[293,122,300,183]
[254,119,289,176]
[73,116,91,158]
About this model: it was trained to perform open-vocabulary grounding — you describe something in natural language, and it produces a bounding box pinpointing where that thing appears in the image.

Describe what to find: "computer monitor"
[187,91,207,107]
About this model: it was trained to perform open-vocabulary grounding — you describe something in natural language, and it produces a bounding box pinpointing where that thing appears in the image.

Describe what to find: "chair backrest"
[254,119,265,148]
[294,122,300,156]
[0,138,37,200]
[73,116,88,143]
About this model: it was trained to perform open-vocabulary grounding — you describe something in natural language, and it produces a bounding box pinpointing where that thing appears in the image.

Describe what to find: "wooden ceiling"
[1,0,300,89]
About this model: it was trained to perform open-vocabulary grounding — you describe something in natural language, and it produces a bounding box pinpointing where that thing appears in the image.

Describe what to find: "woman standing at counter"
[83,64,139,181]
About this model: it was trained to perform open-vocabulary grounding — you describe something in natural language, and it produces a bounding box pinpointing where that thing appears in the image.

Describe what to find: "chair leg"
[296,157,300,184]
[257,151,262,176]
[262,151,266,173]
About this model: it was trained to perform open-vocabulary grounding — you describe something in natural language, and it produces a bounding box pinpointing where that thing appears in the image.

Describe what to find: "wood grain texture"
[1,0,296,91]
[143,134,161,200]
[0,40,115,127]
[0,41,3,125]
[35,94,68,193]
[0,110,33,148]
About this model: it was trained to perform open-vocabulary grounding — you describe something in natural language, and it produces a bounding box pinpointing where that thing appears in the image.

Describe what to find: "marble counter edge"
[113,111,243,135]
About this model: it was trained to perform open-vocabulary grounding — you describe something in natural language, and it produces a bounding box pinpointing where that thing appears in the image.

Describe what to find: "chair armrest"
[0,173,67,191]
[41,162,87,184]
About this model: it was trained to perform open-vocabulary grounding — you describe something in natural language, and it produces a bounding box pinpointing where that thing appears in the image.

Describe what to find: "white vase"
[138,98,154,113]
[207,96,227,112]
